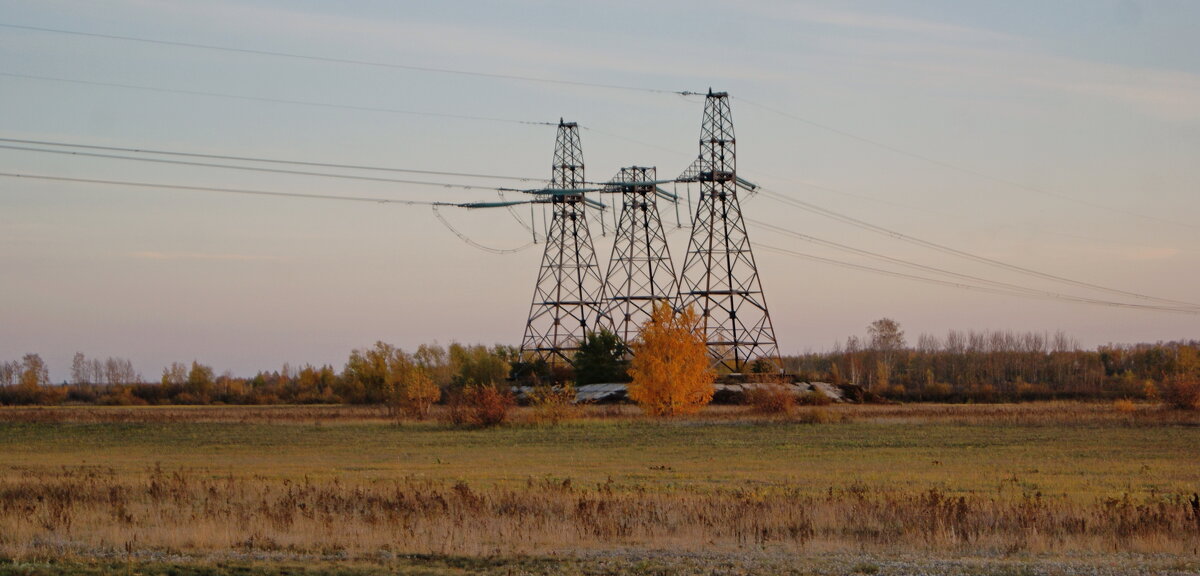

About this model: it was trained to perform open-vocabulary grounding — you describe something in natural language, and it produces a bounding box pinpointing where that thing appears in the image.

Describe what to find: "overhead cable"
[431,205,536,255]
[757,243,1199,315]
[0,143,520,192]
[0,71,557,126]
[0,137,544,182]
[0,172,475,206]
[737,96,1197,232]
[756,187,1199,308]
[0,23,698,96]
[752,219,1197,312]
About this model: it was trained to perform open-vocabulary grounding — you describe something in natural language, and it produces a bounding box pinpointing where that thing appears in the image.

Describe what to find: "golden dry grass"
[0,401,1198,567]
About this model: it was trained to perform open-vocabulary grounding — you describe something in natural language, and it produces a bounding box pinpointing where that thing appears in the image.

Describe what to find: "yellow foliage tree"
[627,301,716,416]
[400,369,441,420]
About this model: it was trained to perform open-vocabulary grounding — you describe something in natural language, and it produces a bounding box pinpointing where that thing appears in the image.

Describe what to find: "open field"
[1,402,1198,574]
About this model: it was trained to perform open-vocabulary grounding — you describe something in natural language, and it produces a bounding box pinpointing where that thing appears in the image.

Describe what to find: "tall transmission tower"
[520,120,609,365]
[600,166,679,343]
[677,91,781,373]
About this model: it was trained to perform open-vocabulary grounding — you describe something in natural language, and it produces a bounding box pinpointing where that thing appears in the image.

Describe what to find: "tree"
[868,318,906,357]
[162,362,188,387]
[449,343,510,388]
[19,353,49,392]
[186,361,215,402]
[413,343,453,387]
[17,353,60,404]
[71,352,90,385]
[571,329,630,384]
[0,361,17,387]
[343,341,399,404]
[104,357,138,385]
[398,369,441,419]
[627,302,716,416]
[868,318,906,391]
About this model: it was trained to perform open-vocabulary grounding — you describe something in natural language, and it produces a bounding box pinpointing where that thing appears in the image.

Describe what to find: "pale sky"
[2,0,1198,382]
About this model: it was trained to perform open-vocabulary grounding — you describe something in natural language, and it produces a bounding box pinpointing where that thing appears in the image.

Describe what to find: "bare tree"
[0,361,18,387]
[162,362,188,387]
[99,357,139,385]
[71,352,91,385]
[917,333,941,354]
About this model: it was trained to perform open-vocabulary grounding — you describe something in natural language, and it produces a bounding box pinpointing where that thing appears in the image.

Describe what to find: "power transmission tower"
[600,166,679,343]
[677,90,781,373]
[520,120,608,365]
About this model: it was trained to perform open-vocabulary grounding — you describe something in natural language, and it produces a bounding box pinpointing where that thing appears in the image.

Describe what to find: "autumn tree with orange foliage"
[627,301,716,416]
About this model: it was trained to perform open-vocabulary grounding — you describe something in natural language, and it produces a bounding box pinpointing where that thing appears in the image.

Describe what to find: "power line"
[0,71,558,127]
[0,22,698,96]
[736,96,1198,232]
[0,143,524,192]
[756,243,1199,315]
[6,171,1191,312]
[756,172,1183,253]
[0,171,468,205]
[431,205,535,255]
[756,187,1199,308]
[751,218,1198,312]
[0,137,545,182]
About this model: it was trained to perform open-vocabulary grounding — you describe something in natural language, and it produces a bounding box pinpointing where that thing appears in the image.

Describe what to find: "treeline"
[0,343,517,407]
[4,321,1199,407]
[783,320,1200,402]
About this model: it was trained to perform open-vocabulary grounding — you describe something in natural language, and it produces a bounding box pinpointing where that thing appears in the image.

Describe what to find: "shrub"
[528,382,579,425]
[1142,380,1159,401]
[1161,377,1200,411]
[923,381,953,401]
[445,391,469,426]
[1113,398,1136,414]
[745,384,795,415]
[796,407,838,424]
[450,384,515,427]
[797,388,833,406]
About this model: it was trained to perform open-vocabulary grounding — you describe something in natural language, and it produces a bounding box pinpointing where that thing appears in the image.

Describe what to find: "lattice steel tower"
[520,120,608,365]
[677,91,781,372]
[600,166,678,343]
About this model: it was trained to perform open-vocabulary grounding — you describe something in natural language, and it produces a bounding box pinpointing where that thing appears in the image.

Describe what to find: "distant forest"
[784,321,1199,403]
[2,320,1198,406]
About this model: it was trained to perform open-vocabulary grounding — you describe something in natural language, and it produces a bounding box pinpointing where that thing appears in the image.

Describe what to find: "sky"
[2,0,1198,382]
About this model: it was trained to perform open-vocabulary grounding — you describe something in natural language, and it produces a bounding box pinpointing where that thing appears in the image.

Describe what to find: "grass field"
[1,403,1198,574]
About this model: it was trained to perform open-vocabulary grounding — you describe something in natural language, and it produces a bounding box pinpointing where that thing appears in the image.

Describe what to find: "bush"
[1113,398,1136,414]
[745,384,795,415]
[797,388,833,406]
[528,382,579,425]
[923,381,953,401]
[796,407,838,424]
[447,384,515,427]
[1161,377,1200,411]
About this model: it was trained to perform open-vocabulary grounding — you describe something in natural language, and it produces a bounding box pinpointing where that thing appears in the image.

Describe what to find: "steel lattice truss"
[600,166,678,343]
[520,121,608,365]
[677,91,781,373]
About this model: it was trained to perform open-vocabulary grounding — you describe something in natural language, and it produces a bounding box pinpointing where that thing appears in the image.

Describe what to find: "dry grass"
[2,467,1198,560]
[0,404,389,424]
[1,402,1198,567]
[1,399,1194,427]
